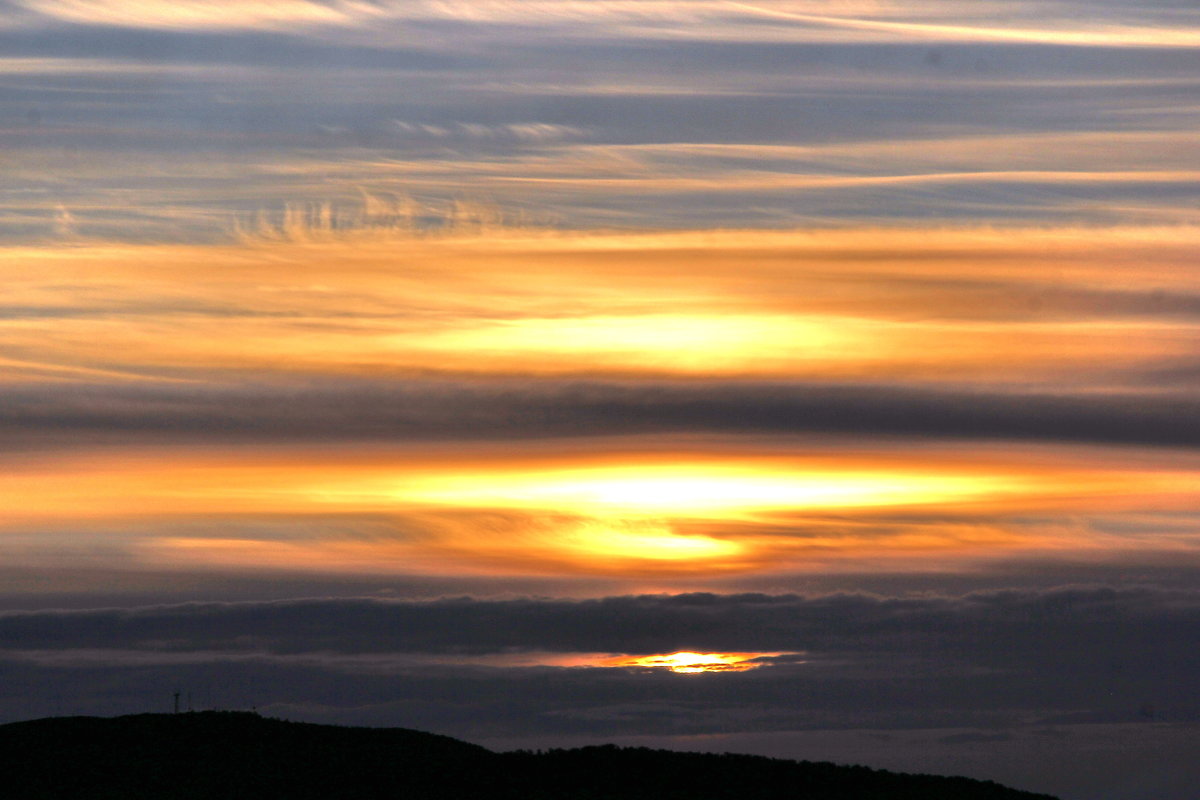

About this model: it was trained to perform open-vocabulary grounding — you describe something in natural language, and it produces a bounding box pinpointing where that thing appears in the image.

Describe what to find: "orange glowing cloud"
[2,226,1197,384]
[4,223,1198,583]
[2,440,1196,578]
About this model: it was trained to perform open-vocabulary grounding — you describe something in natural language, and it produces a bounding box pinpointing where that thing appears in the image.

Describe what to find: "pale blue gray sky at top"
[3,0,1200,238]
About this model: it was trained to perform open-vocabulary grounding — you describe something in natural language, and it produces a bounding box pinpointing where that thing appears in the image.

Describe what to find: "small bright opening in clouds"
[610,652,785,673]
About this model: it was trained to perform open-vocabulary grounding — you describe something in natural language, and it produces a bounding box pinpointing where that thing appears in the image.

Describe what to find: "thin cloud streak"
[19,0,1200,48]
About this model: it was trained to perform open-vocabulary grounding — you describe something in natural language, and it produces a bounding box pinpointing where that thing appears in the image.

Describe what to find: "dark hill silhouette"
[0,711,1059,800]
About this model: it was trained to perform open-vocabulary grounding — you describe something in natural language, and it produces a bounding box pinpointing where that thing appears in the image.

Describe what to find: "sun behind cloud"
[609,652,785,673]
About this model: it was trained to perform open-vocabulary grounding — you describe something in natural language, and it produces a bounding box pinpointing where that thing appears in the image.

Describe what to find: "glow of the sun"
[410,313,852,373]
[396,464,1012,516]
[611,652,779,673]
[562,521,743,561]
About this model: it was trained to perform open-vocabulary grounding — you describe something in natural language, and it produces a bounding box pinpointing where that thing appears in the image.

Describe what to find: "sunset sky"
[2,2,1199,799]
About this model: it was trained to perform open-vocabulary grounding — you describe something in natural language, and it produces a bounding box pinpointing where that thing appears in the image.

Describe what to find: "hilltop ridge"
[0,711,1059,800]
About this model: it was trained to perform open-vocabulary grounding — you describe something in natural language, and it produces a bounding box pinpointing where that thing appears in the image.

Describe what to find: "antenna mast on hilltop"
[173,690,180,714]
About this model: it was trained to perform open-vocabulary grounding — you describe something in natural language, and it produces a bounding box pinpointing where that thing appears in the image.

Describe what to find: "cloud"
[3,378,1198,449]
[4,225,1197,387]
[3,586,1197,663]
[936,731,1014,744]
[393,121,585,143]
[18,0,1200,49]
[20,0,380,31]
[4,7,1198,236]
[0,587,1196,751]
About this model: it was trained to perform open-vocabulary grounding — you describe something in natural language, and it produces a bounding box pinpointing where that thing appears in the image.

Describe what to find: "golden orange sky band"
[1,442,1195,578]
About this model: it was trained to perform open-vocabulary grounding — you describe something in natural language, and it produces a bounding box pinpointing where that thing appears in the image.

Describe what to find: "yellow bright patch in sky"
[3,226,1198,577]
[3,226,1198,384]
[557,520,744,561]
[2,441,1197,578]
[414,313,854,372]
[390,463,1016,515]
[0,448,1053,524]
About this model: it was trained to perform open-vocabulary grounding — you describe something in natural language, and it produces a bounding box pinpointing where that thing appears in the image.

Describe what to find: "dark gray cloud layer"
[5,379,1198,449]
[1,587,1196,800]
[4,587,1197,670]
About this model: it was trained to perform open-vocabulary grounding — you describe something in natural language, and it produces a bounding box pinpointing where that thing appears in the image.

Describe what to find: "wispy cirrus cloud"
[17,0,1200,48]
[392,120,586,143]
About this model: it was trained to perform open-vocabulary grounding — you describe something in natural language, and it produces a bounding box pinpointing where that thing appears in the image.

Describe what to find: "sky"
[2,2,1199,798]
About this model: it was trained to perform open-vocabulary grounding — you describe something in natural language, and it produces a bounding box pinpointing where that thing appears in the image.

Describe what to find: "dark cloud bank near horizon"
[1,587,1197,799]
